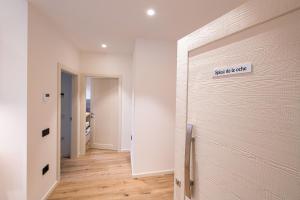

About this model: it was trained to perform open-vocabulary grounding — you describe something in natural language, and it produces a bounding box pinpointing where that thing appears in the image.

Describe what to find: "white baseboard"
[91,143,114,150]
[41,180,58,200]
[132,169,174,178]
[118,149,130,152]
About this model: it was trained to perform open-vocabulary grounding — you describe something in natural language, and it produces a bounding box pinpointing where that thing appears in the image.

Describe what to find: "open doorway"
[60,72,73,158]
[57,64,79,180]
[84,76,122,152]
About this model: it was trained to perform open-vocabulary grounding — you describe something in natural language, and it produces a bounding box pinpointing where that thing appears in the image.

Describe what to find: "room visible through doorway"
[85,76,121,151]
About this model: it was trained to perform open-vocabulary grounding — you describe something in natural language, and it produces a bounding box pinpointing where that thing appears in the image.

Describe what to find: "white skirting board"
[91,143,114,150]
[118,149,130,152]
[132,169,174,178]
[41,181,58,200]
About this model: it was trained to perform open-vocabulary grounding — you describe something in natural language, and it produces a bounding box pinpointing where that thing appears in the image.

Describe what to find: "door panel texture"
[176,8,300,200]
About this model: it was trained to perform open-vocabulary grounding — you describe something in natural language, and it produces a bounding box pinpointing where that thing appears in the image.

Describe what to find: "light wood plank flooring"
[48,149,174,200]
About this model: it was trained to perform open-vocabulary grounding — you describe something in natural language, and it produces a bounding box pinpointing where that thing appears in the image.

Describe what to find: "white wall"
[80,53,133,151]
[28,5,80,200]
[0,0,28,199]
[131,38,176,176]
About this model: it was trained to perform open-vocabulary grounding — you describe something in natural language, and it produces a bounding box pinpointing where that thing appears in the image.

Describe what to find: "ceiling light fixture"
[146,9,156,16]
[101,44,107,48]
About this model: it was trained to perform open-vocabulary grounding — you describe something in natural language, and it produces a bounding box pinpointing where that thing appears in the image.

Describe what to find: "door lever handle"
[185,124,194,199]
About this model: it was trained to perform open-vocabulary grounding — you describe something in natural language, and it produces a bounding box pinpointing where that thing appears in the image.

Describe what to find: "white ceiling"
[29,0,246,54]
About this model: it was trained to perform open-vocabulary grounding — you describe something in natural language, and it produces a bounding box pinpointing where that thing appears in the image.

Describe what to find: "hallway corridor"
[48,149,174,200]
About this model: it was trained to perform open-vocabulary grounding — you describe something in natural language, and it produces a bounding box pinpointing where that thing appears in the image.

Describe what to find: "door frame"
[80,73,123,152]
[175,1,300,199]
[57,63,80,180]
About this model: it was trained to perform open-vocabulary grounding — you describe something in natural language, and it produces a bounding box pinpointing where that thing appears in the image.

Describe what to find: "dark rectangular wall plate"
[42,164,49,175]
[42,128,50,137]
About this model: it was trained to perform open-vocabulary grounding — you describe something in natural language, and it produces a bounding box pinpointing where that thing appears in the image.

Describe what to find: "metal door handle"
[185,124,194,199]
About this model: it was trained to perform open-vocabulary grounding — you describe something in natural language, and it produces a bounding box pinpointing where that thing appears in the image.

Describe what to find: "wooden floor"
[48,149,174,200]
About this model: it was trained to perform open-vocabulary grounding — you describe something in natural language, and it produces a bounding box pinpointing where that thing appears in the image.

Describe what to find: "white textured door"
[91,78,119,150]
[176,8,300,200]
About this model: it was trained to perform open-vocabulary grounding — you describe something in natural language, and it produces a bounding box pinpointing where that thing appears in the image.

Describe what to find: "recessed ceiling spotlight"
[147,9,156,16]
[101,44,107,48]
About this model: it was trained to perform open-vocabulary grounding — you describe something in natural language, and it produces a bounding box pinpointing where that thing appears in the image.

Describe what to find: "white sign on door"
[213,63,252,77]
